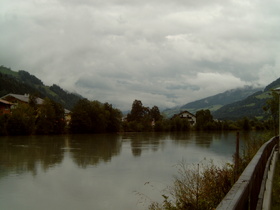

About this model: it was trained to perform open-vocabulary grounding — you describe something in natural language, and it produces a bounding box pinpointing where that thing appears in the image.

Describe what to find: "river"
[0,131,258,210]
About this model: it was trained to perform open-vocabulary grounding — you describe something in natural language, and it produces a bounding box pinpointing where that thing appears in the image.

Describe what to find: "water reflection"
[0,132,252,176]
[122,133,167,157]
[68,134,122,168]
[194,132,223,148]
[0,136,64,176]
[0,131,263,210]
[122,132,237,157]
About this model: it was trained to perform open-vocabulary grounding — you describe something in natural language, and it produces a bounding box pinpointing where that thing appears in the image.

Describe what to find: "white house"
[172,110,196,125]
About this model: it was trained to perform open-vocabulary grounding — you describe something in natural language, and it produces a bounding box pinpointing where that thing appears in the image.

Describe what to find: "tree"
[263,92,279,135]
[19,70,43,85]
[104,103,122,132]
[6,103,35,135]
[69,99,122,134]
[36,98,65,134]
[70,99,93,133]
[51,99,66,134]
[195,109,214,130]
[127,100,149,122]
[89,100,107,133]
[241,117,250,131]
[125,100,153,132]
[170,117,191,131]
[150,106,162,122]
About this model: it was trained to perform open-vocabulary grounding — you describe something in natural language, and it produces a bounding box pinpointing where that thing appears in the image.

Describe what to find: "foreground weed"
[149,160,234,210]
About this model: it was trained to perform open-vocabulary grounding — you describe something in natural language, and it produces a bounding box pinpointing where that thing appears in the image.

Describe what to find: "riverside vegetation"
[148,132,273,210]
[0,92,279,135]
[0,96,278,135]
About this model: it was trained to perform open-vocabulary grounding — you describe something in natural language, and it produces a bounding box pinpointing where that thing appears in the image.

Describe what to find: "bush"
[149,160,234,210]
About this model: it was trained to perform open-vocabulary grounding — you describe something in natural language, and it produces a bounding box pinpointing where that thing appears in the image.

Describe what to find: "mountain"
[163,86,262,118]
[0,65,83,110]
[213,78,280,120]
[182,86,262,112]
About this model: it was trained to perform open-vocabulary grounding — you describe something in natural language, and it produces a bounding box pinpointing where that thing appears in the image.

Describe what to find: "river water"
[0,131,257,210]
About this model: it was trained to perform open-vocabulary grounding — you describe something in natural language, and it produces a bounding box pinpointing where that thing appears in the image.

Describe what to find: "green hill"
[213,78,280,120]
[181,86,262,113]
[162,86,263,118]
[0,65,83,110]
[163,77,280,120]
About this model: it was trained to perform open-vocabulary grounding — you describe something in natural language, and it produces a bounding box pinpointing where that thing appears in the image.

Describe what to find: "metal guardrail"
[216,136,279,210]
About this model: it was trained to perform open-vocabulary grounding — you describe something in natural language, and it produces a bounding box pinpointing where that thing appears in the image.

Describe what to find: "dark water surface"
[0,132,257,209]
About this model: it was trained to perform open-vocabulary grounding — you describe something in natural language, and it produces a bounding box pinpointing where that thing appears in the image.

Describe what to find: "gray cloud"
[0,0,280,110]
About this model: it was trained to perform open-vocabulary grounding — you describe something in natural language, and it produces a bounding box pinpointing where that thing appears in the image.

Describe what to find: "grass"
[244,103,255,107]
[255,92,271,100]
[0,66,19,78]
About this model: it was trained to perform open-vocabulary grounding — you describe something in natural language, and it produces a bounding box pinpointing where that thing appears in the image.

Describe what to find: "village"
[0,93,71,122]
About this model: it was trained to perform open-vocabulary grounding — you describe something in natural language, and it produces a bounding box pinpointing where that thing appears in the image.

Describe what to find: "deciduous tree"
[195,109,214,130]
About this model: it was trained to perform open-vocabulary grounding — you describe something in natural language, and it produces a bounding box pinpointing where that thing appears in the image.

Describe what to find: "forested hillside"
[212,91,269,120]
[213,78,280,120]
[0,66,82,110]
[163,77,280,120]
[163,86,262,118]
[181,86,262,112]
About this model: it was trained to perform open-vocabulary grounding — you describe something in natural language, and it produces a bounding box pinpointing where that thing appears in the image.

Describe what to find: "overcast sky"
[1,0,280,110]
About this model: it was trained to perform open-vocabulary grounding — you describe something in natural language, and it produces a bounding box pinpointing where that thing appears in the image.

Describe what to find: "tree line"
[0,97,66,135]
[123,99,277,132]
[0,94,278,136]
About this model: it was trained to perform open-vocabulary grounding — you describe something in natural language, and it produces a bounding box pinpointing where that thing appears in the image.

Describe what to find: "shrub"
[149,160,234,210]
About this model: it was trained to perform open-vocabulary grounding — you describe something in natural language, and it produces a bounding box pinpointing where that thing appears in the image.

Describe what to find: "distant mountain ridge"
[181,86,263,112]
[163,86,263,118]
[164,77,280,120]
[0,65,83,110]
[213,77,280,120]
